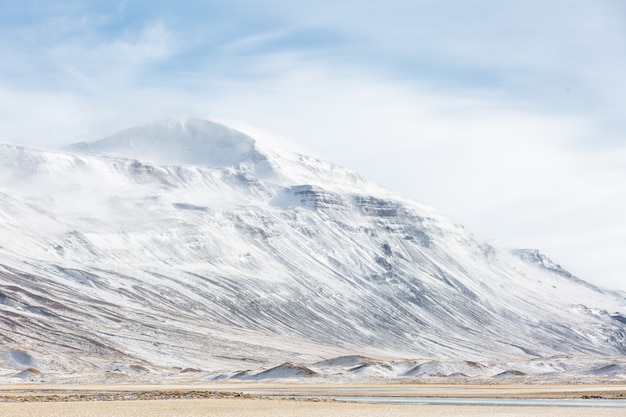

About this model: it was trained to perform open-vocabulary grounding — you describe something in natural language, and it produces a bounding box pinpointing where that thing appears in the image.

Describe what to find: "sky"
[0,0,625,290]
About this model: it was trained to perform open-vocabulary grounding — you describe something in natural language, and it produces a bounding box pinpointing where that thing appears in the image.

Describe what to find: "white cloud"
[46,21,175,92]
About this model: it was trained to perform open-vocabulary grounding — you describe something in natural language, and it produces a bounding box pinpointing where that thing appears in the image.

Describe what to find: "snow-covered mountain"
[0,118,625,382]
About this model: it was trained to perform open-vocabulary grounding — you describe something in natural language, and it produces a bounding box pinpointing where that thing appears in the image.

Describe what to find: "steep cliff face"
[0,118,624,381]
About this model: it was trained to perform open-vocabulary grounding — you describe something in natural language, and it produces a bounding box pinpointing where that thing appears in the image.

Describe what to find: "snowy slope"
[0,118,625,382]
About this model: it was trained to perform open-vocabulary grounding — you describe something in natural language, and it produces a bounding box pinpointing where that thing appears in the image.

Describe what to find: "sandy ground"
[1,398,626,417]
[2,382,626,398]
[1,384,626,416]
[213,382,626,399]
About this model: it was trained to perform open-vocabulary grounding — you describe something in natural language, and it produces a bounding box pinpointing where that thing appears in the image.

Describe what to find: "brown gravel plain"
[1,398,625,417]
[1,383,625,417]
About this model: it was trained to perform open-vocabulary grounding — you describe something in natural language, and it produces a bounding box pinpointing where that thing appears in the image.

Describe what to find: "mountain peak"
[64,118,263,168]
[2,118,625,383]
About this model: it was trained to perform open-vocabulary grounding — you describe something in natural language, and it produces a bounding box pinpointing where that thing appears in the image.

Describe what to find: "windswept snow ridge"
[0,118,625,383]
[64,118,263,168]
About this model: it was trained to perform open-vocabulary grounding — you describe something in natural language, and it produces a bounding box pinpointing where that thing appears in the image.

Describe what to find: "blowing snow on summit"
[0,118,625,383]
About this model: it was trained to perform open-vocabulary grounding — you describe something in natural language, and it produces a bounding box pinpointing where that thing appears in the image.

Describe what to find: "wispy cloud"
[50,21,175,91]
[0,5,176,92]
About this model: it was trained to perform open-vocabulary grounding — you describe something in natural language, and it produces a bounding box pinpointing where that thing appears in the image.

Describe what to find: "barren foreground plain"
[1,383,626,416]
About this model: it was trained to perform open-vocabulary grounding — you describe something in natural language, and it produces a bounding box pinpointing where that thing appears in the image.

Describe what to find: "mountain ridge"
[0,118,625,382]
[63,118,262,168]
